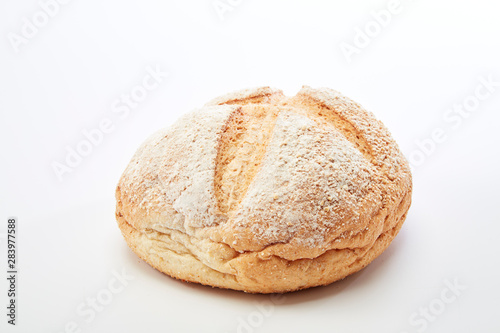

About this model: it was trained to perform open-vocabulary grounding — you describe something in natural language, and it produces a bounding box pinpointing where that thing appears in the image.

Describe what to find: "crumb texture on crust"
[115,86,412,293]
[225,110,381,260]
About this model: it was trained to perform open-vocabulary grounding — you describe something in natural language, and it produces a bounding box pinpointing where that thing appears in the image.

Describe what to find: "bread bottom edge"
[115,208,407,294]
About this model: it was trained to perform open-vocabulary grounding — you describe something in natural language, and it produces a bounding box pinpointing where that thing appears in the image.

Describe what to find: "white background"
[1,0,499,332]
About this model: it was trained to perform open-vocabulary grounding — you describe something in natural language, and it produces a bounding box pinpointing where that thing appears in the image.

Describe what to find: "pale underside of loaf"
[115,86,412,293]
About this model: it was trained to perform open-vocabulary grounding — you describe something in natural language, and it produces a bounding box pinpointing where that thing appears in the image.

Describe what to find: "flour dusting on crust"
[229,110,378,250]
[120,105,237,229]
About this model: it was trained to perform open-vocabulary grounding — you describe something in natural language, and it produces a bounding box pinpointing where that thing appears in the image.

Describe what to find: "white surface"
[1,0,499,332]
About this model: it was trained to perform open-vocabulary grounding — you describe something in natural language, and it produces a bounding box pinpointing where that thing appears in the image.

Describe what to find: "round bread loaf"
[115,86,412,293]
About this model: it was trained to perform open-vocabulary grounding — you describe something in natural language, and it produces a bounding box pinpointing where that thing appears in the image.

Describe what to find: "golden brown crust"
[115,86,412,293]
